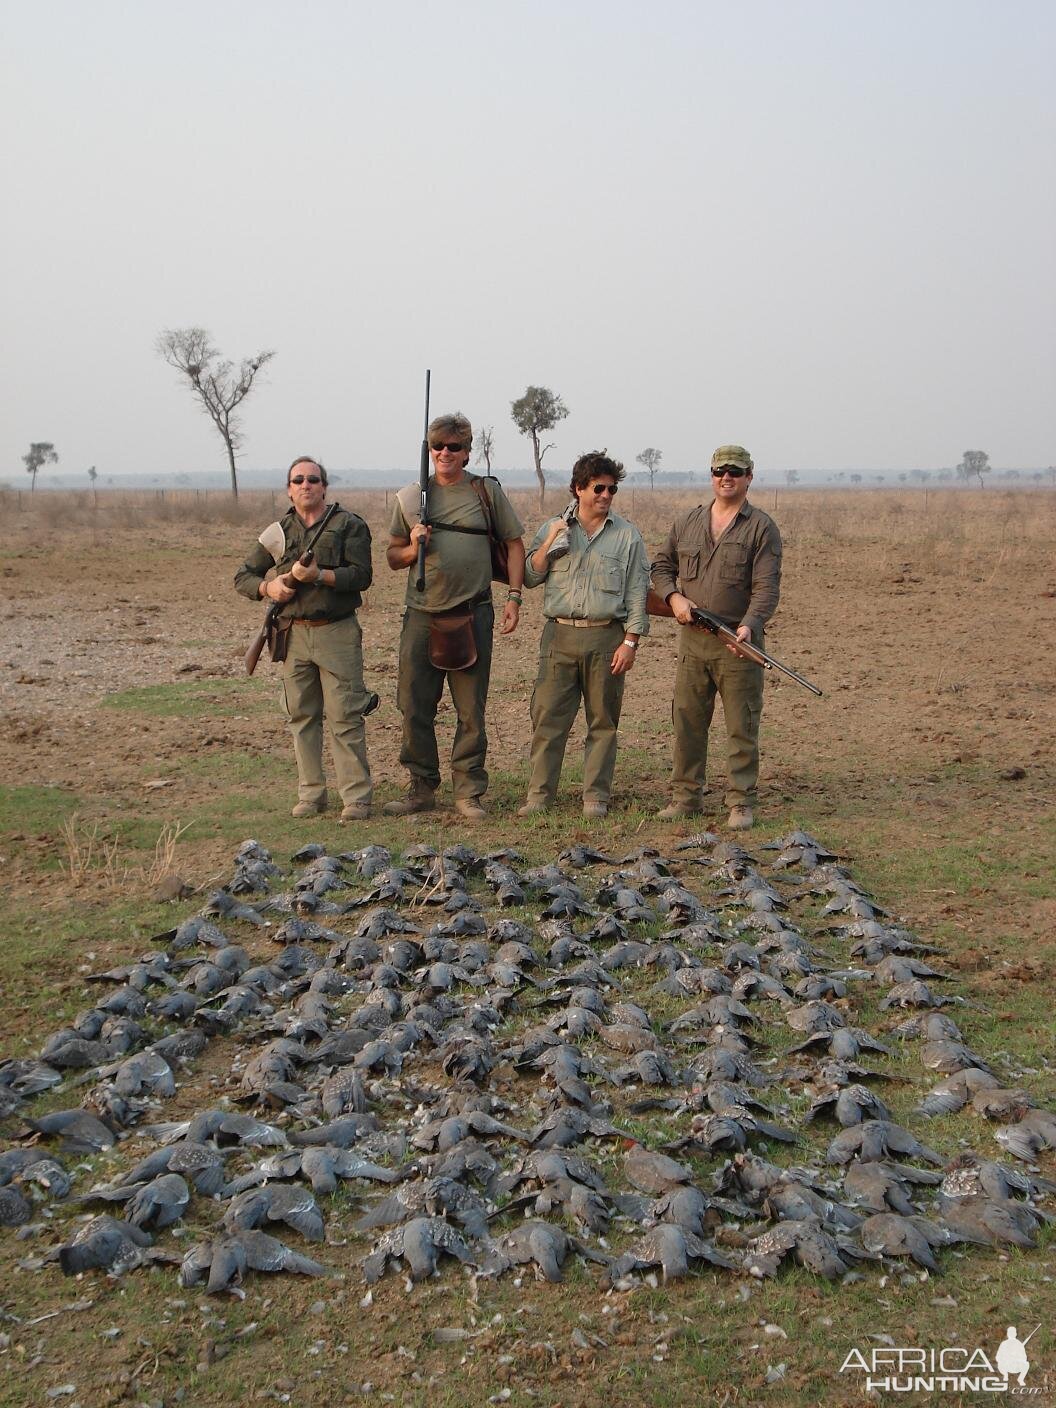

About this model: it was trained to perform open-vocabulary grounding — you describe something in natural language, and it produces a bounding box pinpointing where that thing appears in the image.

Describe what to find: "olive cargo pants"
[282,615,373,806]
[669,626,765,808]
[396,601,494,801]
[526,619,626,807]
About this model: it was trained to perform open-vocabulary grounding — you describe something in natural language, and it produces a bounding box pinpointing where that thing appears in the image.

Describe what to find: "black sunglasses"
[431,442,466,454]
[289,474,322,485]
[591,483,618,496]
[711,466,747,479]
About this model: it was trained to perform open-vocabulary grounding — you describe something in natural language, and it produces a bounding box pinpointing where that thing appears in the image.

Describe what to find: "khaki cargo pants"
[396,601,494,801]
[526,619,626,807]
[669,626,764,808]
[282,614,372,806]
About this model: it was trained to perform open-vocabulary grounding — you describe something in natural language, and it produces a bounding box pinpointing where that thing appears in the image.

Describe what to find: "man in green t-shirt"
[385,412,526,818]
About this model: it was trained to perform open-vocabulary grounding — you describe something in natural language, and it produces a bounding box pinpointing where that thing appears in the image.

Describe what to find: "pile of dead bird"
[2,830,1053,1296]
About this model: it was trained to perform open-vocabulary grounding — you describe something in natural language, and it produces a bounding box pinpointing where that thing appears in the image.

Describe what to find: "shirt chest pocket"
[593,554,625,597]
[719,542,749,583]
[313,528,344,568]
[678,549,701,582]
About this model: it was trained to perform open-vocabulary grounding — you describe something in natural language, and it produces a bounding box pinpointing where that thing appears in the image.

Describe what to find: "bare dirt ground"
[1,486,1054,1407]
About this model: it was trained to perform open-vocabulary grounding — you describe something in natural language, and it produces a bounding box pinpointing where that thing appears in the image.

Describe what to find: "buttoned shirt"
[524,510,650,636]
[234,504,372,620]
[650,499,782,640]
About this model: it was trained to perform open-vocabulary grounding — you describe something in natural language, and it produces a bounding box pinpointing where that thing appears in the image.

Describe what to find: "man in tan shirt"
[650,445,782,830]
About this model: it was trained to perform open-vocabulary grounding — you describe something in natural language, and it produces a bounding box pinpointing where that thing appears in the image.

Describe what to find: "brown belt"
[291,613,355,627]
[552,617,618,628]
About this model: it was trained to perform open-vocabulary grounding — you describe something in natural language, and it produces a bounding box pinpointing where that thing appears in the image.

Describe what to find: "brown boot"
[583,799,608,819]
[382,781,437,817]
[340,802,371,822]
[454,797,487,820]
[727,805,754,830]
[292,794,327,818]
[657,800,700,820]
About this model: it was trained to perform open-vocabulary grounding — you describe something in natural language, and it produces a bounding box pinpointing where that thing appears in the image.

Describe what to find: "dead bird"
[181,1229,328,1293]
[826,1120,943,1168]
[936,1193,1042,1249]
[858,1212,950,1272]
[22,1109,118,1154]
[805,1084,893,1128]
[200,891,272,927]
[492,1219,608,1283]
[355,1176,491,1241]
[361,1216,480,1283]
[916,1067,1001,1118]
[843,1161,941,1216]
[941,1152,1056,1204]
[143,1109,288,1149]
[222,1184,326,1241]
[104,1141,229,1197]
[54,1215,154,1276]
[744,1219,861,1279]
[994,1109,1056,1162]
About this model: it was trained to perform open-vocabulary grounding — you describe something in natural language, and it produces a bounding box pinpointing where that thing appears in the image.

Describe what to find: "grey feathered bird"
[181,1229,328,1293]
[223,1184,325,1240]
[361,1216,479,1283]
[56,1216,153,1276]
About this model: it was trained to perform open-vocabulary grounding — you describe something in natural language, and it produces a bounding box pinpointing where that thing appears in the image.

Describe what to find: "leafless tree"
[511,386,569,506]
[23,442,58,491]
[156,327,275,498]
[636,447,663,489]
[475,426,495,474]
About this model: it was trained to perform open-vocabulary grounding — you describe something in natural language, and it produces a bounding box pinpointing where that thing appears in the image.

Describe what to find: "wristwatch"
[622,638,639,650]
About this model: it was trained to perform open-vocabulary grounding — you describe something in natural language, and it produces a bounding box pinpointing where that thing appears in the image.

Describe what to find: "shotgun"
[244,503,338,676]
[415,368,431,592]
[646,588,822,696]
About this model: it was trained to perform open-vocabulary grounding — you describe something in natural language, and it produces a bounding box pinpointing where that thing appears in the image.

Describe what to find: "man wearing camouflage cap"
[650,445,782,829]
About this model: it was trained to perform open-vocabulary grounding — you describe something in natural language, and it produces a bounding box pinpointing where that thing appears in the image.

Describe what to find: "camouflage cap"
[711,445,753,471]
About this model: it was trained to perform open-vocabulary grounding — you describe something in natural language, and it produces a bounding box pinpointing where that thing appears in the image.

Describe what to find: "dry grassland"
[0,486,1053,1407]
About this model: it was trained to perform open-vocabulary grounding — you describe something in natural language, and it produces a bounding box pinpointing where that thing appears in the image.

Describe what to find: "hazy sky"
[3,0,1054,481]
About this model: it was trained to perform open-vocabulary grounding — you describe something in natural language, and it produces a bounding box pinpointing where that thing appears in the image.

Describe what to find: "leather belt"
[551,617,618,628]
[291,611,356,627]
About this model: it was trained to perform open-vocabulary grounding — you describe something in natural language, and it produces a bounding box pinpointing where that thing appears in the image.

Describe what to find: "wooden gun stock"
[243,549,315,677]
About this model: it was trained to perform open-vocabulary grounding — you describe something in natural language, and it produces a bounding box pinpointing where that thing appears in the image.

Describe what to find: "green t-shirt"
[390,475,524,612]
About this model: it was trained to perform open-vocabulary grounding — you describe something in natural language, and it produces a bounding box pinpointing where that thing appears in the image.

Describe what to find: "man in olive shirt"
[235,457,375,821]
[386,412,526,818]
[651,445,782,830]
[519,451,649,818]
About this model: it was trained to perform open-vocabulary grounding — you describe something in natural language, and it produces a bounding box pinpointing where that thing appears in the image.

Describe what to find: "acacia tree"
[511,386,569,506]
[956,449,991,488]
[23,442,58,491]
[156,327,275,497]
[636,447,662,489]
[475,426,495,474]
[785,469,800,487]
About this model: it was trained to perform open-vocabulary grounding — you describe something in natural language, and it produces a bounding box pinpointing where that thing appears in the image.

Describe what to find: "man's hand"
[410,522,431,549]
[610,643,637,675]
[266,576,297,604]
[725,624,753,658]
[500,600,520,635]
[668,591,696,625]
[289,561,321,584]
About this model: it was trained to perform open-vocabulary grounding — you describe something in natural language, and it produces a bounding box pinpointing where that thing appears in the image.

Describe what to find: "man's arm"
[739,522,783,641]
[524,519,568,585]
[235,542,294,604]
[499,537,526,635]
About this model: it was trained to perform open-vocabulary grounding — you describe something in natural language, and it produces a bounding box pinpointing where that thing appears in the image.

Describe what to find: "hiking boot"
[517,800,551,817]
[583,800,608,819]
[292,795,327,818]
[339,802,371,822]
[657,800,700,820]
[728,805,754,830]
[454,797,487,820]
[382,782,437,817]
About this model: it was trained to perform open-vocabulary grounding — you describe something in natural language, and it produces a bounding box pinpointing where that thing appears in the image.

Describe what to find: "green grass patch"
[0,783,81,836]
[103,677,273,718]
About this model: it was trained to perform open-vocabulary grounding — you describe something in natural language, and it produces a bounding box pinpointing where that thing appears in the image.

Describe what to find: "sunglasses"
[591,483,618,496]
[431,442,466,454]
[711,466,748,478]
[289,474,322,485]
